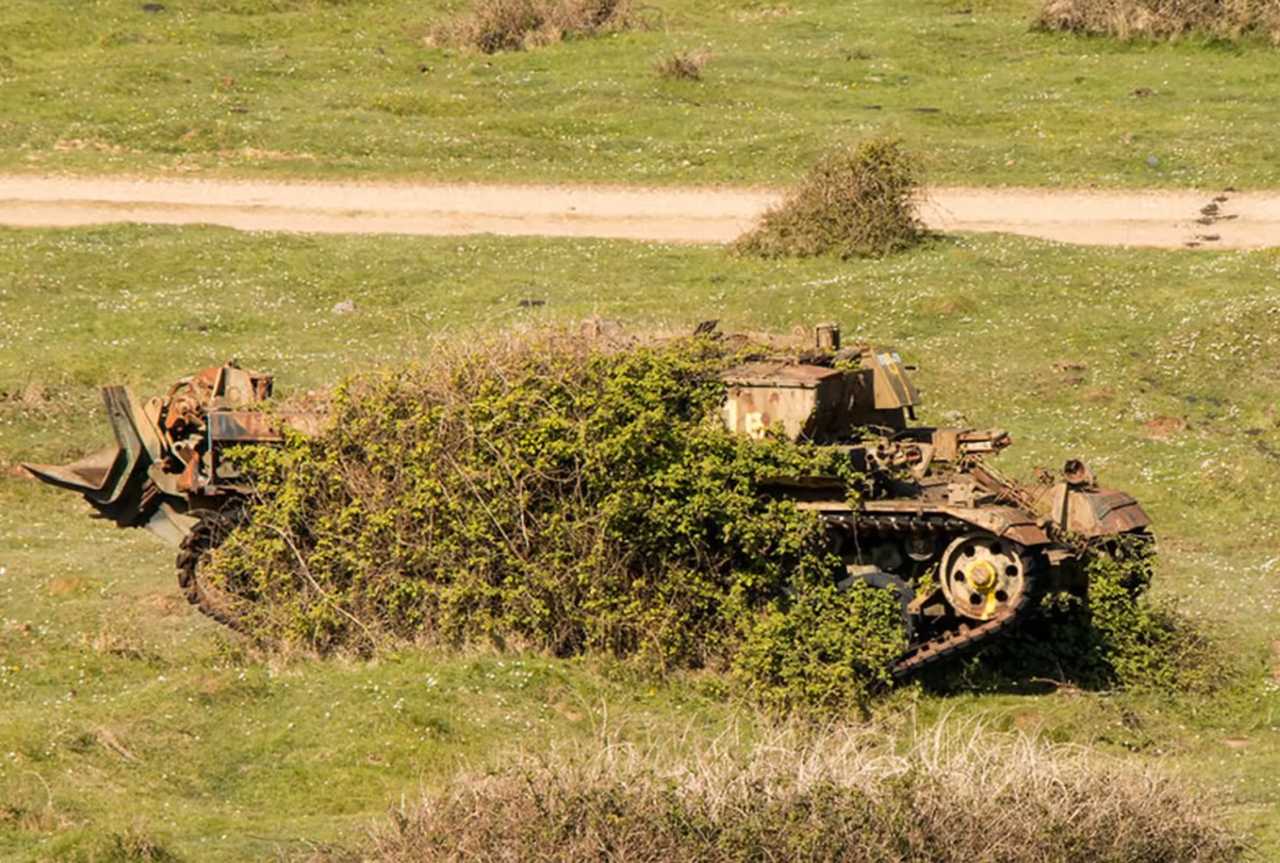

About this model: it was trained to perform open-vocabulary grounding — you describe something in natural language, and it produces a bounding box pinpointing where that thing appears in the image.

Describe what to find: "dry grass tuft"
[431,0,638,53]
[103,821,180,862]
[316,722,1248,862]
[735,138,926,260]
[1033,0,1280,43]
[654,49,711,80]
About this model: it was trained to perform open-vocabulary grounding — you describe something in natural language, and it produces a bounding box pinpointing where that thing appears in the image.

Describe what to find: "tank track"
[175,507,247,631]
[820,511,1045,679]
[887,573,1038,678]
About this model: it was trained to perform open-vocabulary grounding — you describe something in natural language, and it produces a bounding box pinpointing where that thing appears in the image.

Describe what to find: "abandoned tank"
[24,328,1150,676]
[721,326,1149,675]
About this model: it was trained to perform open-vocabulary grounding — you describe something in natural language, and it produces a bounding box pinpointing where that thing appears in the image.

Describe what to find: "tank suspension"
[819,511,1045,678]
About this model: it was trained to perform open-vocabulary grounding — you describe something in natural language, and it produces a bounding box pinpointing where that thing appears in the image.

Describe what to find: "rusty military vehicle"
[25,328,1150,676]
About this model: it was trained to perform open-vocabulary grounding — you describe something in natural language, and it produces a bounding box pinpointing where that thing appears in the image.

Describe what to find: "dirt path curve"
[2,174,1279,249]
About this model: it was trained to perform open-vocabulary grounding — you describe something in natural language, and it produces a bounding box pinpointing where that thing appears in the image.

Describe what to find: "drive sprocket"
[175,506,247,630]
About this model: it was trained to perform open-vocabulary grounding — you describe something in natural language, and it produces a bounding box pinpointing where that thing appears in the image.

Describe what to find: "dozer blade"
[23,445,125,496]
[22,385,164,529]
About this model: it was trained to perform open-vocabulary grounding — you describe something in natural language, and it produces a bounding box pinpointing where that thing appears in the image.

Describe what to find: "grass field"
[1,0,1278,188]
[4,0,1280,857]
[2,224,1280,858]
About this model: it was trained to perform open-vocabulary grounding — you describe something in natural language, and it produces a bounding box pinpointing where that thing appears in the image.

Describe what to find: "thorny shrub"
[734,138,926,260]
[213,333,905,711]
[1033,0,1280,43]
[307,725,1248,862]
[431,0,638,53]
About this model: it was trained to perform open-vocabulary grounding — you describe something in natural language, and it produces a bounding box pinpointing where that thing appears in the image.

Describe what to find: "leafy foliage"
[735,582,904,713]
[213,333,901,710]
[1081,537,1224,692]
[945,537,1228,693]
[734,138,926,260]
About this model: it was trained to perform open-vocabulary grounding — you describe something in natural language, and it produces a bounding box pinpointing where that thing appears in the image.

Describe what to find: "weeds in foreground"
[431,0,638,53]
[735,138,926,260]
[319,723,1248,862]
[1034,0,1280,43]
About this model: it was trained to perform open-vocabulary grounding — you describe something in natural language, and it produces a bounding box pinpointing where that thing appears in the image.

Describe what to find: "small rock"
[332,299,358,315]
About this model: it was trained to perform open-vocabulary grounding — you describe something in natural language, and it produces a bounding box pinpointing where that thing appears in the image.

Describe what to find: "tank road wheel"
[938,532,1030,622]
[176,507,247,631]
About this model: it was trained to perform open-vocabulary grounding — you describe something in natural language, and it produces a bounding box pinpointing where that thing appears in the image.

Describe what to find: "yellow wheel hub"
[966,560,997,591]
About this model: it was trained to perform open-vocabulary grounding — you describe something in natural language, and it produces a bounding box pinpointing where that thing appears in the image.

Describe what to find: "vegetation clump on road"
[734,138,926,260]
[1034,0,1280,43]
[432,0,638,53]
[214,332,905,712]
[324,726,1248,862]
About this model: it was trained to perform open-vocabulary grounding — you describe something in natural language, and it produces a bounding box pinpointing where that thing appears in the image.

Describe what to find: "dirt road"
[2,174,1278,249]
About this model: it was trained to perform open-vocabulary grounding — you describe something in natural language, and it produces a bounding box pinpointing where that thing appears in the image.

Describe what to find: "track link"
[888,569,1039,678]
[175,508,247,630]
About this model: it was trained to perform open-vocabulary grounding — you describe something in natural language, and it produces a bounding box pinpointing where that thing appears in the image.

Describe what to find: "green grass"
[0,0,1277,187]
[2,223,1280,858]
